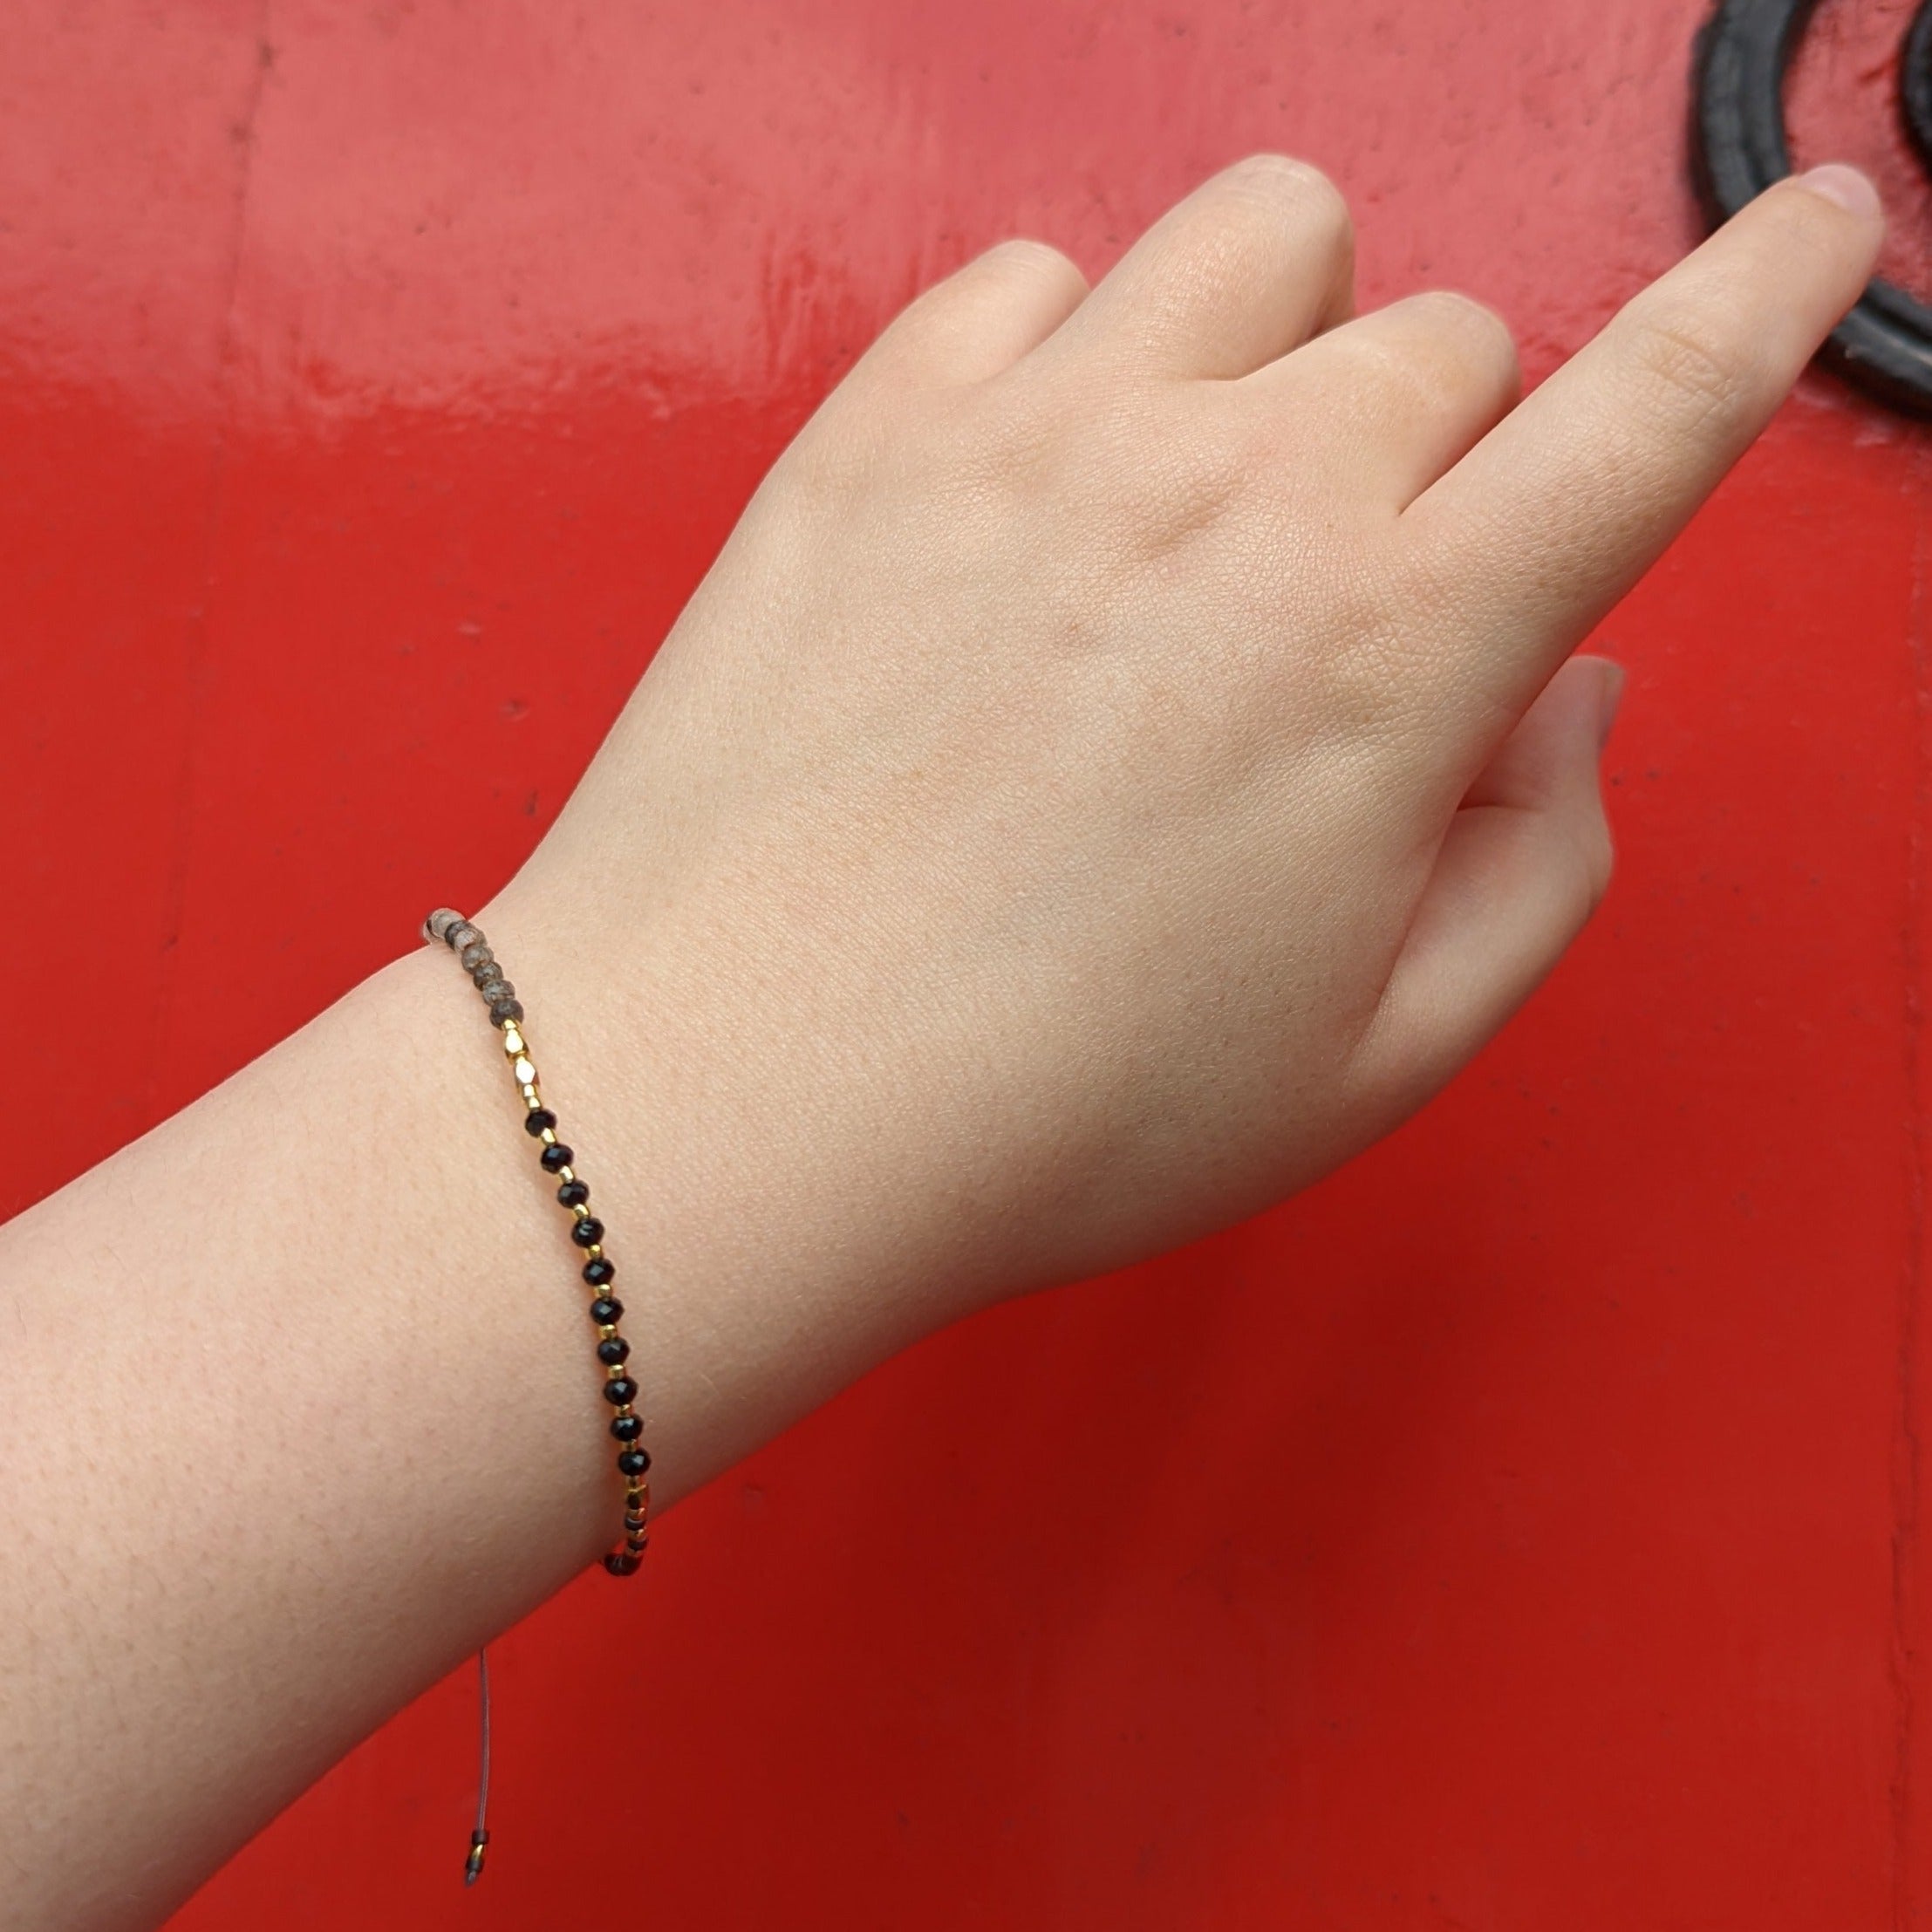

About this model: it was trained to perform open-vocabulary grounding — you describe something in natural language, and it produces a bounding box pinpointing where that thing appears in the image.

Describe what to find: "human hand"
[0,160,1886,1925]
[501,156,1881,1337]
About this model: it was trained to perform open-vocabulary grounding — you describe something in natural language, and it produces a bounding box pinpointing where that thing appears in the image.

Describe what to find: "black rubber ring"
[1693,0,1932,416]
[1901,0,1932,174]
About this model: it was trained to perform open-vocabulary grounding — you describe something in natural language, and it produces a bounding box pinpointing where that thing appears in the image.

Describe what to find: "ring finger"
[1250,289,1521,508]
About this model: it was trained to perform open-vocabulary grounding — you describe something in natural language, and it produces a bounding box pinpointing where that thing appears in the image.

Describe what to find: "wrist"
[474,857,1003,1508]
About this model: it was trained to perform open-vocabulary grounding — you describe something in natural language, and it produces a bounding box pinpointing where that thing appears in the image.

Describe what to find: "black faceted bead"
[597,1336,630,1366]
[571,1217,604,1248]
[611,1413,644,1442]
[589,1295,623,1325]
[523,1108,556,1137]
[542,1143,574,1173]
[557,1178,590,1208]
[583,1257,615,1287]
[603,1376,638,1406]
[603,1551,641,1577]
[618,1448,650,1477]
[489,997,524,1027]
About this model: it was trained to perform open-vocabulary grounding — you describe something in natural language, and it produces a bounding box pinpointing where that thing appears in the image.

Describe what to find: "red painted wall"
[4,0,1930,1923]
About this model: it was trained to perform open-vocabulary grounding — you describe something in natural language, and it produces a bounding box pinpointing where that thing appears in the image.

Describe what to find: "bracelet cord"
[423,907,651,1883]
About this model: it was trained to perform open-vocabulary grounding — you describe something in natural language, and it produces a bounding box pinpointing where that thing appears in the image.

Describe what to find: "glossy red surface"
[5,0,1931,1923]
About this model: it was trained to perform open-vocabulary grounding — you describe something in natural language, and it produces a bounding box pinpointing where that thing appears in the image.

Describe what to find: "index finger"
[1399,167,1882,720]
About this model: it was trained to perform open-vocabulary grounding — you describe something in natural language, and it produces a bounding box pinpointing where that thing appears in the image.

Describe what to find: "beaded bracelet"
[423,908,651,1881]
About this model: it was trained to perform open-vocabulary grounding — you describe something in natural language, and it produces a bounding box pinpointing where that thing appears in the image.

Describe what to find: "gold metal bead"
[554,1165,575,1184]
[501,1024,526,1057]
[520,1083,542,1106]
[513,1056,537,1085]
[612,1403,634,1419]
[539,1127,557,1146]
[597,1324,617,1340]
[570,1203,590,1220]
[583,1245,603,1261]
[606,1362,628,1380]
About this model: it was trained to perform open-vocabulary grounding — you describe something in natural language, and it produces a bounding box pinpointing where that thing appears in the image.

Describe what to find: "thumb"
[1355,653,1621,1110]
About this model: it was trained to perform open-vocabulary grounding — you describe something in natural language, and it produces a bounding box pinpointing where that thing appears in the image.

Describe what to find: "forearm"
[0,883,960,1930]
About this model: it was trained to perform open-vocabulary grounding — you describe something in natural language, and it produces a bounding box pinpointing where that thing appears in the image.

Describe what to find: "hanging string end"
[463,1644,492,1885]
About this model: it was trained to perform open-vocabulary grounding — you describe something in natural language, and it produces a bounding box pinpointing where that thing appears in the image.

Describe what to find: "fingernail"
[1794,163,1881,220]
[1596,661,1626,752]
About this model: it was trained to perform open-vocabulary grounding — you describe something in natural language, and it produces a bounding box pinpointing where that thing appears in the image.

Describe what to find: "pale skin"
[0,156,1886,1928]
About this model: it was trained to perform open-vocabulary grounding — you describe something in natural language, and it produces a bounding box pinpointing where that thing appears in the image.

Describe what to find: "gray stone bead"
[473,966,509,996]
[423,908,465,946]
[459,940,494,973]
[447,920,482,954]
[489,995,524,1026]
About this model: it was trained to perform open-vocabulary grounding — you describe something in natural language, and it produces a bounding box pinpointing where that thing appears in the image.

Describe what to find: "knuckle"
[1337,328,1420,403]
[1626,304,1752,426]
[983,236,1085,293]
[1328,293,1518,417]
[782,381,944,503]
[856,287,947,378]
[1061,400,1246,555]
[779,413,883,505]
[1327,342,1423,421]
[1222,153,1352,240]
[1298,573,1409,727]
[1410,290,1518,376]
